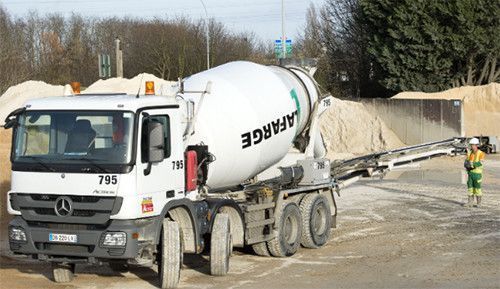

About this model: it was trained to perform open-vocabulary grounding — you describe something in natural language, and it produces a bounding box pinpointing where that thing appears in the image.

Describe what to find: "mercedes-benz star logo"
[54,196,73,217]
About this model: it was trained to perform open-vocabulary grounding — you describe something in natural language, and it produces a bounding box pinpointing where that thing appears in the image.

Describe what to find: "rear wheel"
[251,209,271,257]
[300,193,331,248]
[158,220,182,289]
[252,242,271,256]
[210,213,232,276]
[52,262,75,283]
[267,201,302,257]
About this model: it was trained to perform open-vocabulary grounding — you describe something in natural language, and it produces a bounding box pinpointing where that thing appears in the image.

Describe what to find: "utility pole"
[115,37,123,78]
[200,0,210,70]
[281,0,286,59]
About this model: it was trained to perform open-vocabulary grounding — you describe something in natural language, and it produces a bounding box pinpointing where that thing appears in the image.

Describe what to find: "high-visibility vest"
[467,150,485,174]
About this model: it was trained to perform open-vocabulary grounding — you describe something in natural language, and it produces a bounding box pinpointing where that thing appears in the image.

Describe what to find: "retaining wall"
[360,98,463,145]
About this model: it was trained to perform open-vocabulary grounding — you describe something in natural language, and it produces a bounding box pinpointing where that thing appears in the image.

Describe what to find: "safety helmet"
[469,138,480,145]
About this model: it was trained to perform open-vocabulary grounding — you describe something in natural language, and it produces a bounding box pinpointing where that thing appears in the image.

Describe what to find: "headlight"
[102,232,127,247]
[9,227,27,242]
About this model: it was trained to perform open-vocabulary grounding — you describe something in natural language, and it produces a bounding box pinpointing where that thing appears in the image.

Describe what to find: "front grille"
[27,221,108,231]
[11,193,122,225]
[35,242,95,254]
[72,210,96,217]
[34,208,55,215]
[30,194,58,201]
[33,208,96,217]
[31,194,101,203]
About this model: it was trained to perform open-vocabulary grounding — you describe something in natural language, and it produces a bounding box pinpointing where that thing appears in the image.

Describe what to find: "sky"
[0,0,326,43]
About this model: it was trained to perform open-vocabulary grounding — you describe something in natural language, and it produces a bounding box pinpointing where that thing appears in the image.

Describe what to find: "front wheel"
[52,262,75,283]
[210,213,232,276]
[158,220,182,289]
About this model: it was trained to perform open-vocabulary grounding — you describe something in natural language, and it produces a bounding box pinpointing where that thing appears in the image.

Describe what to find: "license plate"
[49,233,78,243]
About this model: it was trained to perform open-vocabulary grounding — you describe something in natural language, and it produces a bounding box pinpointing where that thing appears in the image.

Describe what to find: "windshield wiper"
[22,156,55,172]
[66,157,111,174]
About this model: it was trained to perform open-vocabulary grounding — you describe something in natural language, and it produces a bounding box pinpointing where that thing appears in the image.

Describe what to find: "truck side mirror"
[3,107,26,129]
[147,121,165,163]
[3,118,16,129]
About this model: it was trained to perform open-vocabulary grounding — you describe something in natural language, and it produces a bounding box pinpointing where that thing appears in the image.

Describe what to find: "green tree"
[360,0,500,92]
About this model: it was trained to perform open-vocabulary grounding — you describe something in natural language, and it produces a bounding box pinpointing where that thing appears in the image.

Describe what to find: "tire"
[252,241,271,256]
[267,201,302,257]
[109,260,129,272]
[158,220,182,289]
[210,213,232,276]
[288,193,304,205]
[251,209,271,257]
[300,193,332,249]
[52,263,75,283]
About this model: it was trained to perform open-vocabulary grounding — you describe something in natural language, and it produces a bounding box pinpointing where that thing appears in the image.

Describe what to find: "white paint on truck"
[182,61,320,188]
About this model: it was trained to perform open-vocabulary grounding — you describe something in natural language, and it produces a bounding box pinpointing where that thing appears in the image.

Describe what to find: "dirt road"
[1,155,499,289]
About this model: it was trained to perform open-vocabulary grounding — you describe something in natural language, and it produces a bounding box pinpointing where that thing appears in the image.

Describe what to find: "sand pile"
[0,81,68,122]
[84,73,176,95]
[0,74,177,124]
[320,97,405,157]
[0,74,405,161]
[392,82,499,101]
[0,129,11,226]
[393,82,500,136]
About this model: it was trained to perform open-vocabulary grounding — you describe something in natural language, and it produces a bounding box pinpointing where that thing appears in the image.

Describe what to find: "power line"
[3,0,308,9]
[2,0,312,21]
[2,0,317,40]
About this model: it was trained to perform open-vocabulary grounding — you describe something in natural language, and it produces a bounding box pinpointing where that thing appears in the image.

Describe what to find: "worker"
[463,138,485,207]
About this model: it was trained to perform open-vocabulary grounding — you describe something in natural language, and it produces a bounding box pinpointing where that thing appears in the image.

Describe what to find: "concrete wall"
[360,98,463,145]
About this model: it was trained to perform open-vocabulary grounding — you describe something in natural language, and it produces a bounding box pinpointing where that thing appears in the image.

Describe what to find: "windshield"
[13,111,134,166]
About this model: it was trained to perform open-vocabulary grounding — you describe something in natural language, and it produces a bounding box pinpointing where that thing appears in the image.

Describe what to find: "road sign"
[274,39,292,59]
[275,40,283,58]
[98,54,111,78]
[285,39,292,55]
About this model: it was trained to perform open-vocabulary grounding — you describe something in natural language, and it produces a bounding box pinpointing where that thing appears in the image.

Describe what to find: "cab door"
[136,108,185,217]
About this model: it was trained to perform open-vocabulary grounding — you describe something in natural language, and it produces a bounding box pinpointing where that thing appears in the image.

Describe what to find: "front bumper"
[8,216,160,262]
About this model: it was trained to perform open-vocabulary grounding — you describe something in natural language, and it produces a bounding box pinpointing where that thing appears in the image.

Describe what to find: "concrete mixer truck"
[3,61,462,288]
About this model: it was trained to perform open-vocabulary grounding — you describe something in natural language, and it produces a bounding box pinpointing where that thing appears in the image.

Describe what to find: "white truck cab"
[7,94,207,263]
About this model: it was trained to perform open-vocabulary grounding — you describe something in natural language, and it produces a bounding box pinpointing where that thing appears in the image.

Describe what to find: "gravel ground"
[0,155,499,289]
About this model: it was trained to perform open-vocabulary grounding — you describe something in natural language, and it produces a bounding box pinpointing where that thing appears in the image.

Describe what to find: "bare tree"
[297,3,323,59]
[0,8,271,94]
